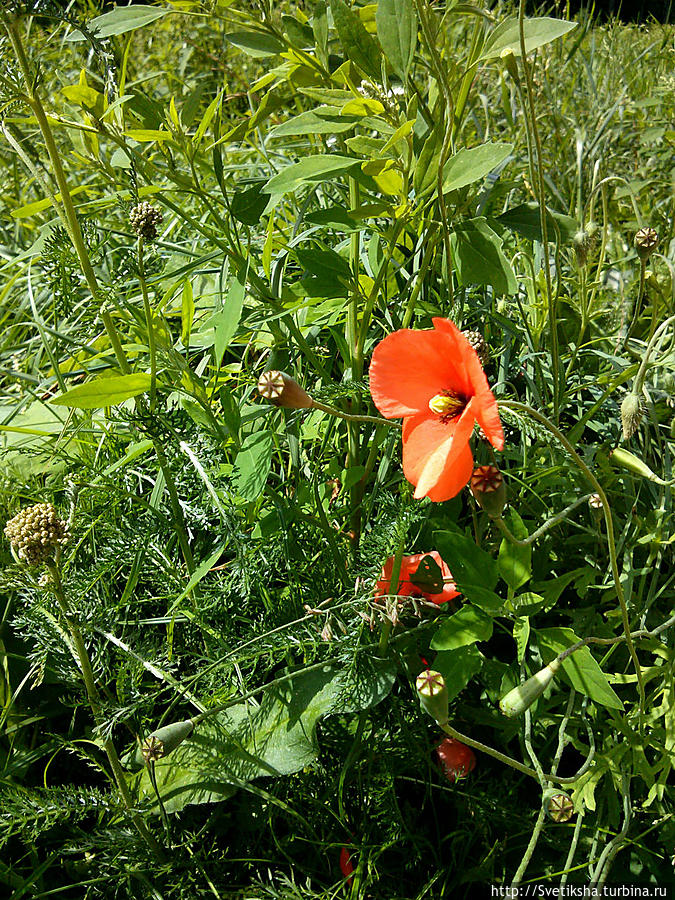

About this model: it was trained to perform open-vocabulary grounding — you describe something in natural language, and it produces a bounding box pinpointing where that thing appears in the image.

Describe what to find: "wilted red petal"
[374,551,460,605]
[339,846,354,881]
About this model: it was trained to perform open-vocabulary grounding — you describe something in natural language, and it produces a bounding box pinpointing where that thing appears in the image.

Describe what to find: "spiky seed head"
[470,465,507,517]
[634,227,658,261]
[416,669,449,725]
[462,330,490,366]
[129,201,163,241]
[621,392,644,441]
[4,503,69,566]
[543,788,575,822]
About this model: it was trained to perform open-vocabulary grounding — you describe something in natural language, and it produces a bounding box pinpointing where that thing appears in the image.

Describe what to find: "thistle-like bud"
[609,448,667,485]
[573,222,598,268]
[257,370,313,409]
[462,330,490,366]
[470,465,507,517]
[620,392,644,441]
[499,47,519,81]
[634,227,658,261]
[542,788,575,822]
[499,657,561,718]
[129,201,163,241]
[416,669,449,725]
[139,719,194,766]
[4,503,70,566]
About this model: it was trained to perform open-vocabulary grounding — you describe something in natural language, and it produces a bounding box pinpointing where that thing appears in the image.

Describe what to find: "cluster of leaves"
[0,0,674,896]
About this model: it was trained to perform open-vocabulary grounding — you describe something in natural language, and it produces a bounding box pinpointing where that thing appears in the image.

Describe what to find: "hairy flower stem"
[493,494,592,546]
[518,0,559,420]
[46,562,165,861]
[2,14,131,376]
[311,400,401,429]
[137,237,157,409]
[347,176,362,555]
[511,805,547,887]
[501,401,645,718]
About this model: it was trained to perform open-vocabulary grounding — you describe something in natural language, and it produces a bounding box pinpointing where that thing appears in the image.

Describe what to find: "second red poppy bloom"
[374,552,459,605]
[369,319,504,501]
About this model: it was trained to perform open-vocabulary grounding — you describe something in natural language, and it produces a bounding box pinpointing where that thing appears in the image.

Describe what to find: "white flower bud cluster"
[4,503,70,566]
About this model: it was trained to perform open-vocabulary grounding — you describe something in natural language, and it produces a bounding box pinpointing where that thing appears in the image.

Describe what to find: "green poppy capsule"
[499,658,561,718]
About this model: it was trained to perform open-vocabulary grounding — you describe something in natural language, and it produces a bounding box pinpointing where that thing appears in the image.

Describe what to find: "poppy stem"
[310,400,401,429]
[491,494,593,546]
[500,400,646,723]
[378,538,406,655]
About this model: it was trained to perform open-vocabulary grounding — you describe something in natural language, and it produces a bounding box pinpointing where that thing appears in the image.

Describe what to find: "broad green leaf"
[124,129,175,143]
[269,109,358,138]
[479,16,577,61]
[511,591,546,616]
[496,202,578,243]
[513,617,530,663]
[130,661,395,813]
[50,374,151,409]
[305,207,360,231]
[537,627,624,710]
[341,97,385,116]
[233,431,274,500]
[498,509,531,590]
[413,125,443,197]
[431,605,493,651]
[376,0,417,81]
[434,529,498,593]
[65,5,170,41]
[433,646,483,702]
[295,247,352,282]
[225,31,285,57]
[231,184,270,226]
[443,142,513,193]
[211,276,246,368]
[0,401,69,476]
[330,0,381,81]
[264,155,360,197]
[450,217,518,295]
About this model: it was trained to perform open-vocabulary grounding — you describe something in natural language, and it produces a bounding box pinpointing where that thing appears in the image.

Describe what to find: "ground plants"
[0,0,674,896]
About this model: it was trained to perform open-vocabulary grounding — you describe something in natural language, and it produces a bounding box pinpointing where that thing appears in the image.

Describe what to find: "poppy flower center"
[428,390,468,423]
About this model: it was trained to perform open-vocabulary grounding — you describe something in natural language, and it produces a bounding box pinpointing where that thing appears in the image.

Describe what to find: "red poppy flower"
[369,319,504,501]
[339,846,354,884]
[435,737,476,783]
[374,551,460,605]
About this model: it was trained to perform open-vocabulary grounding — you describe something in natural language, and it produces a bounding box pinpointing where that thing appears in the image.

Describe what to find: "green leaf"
[65,5,170,41]
[225,31,285,57]
[295,247,352,282]
[263,155,360,197]
[330,0,381,81]
[269,109,358,138]
[479,16,577,61]
[431,605,493,651]
[50,374,152,409]
[210,276,245,368]
[433,646,483,702]
[130,661,395,813]
[233,431,274,501]
[181,280,194,347]
[511,591,546,616]
[450,217,518,295]
[413,125,443,198]
[434,529,498,593]
[496,202,578,243]
[172,545,226,608]
[231,184,269,226]
[513,617,530,663]
[537,627,624,710]
[376,0,417,81]
[498,509,532,590]
[443,142,513,193]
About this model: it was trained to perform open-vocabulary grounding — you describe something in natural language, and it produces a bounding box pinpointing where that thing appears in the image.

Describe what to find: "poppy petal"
[402,403,476,501]
[369,328,467,418]
[475,389,504,450]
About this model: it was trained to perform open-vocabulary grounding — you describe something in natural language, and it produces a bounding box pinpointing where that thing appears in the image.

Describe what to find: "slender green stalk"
[510,805,547,887]
[311,399,401,429]
[137,237,157,409]
[46,562,165,860]
[493,494,592,547]
[377,536,406,656]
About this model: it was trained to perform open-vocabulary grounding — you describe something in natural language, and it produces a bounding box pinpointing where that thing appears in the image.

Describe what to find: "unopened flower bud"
[620,392,644,440]
[610,448,668,485]
[634,227,658,261]
[416,669,449,725]
[499,657,561,718]
[542,788,575,822]
[129,201,163,241]
[139,719,194,766]
[470,465,507,517]
[4,503,70,566]
[257,370,313,409]
[500,47,519,81]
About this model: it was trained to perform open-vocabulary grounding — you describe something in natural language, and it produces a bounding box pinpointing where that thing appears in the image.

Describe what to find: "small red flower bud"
[257,370,313,409]
[435,737,476,783]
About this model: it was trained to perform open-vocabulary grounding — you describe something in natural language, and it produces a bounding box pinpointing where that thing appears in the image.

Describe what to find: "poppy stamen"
[428,391,466,422]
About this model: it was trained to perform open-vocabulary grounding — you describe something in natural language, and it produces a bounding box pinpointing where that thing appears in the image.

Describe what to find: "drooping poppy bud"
[499,47,519,81]
[416,669,449,725]
[470,465,507,517]
[620,392,644,441]
[499,658,561,718]
[435,737,476,783]
[542,788,575,822]
[634,227,658,261]
[610,448,668,485]
[257,370,313,409]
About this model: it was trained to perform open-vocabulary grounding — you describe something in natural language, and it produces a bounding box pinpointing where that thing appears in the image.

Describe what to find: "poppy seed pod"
[138,719,194,767]
[621,392,644,441]
[499,657,561,717]
[416,669,449,725]
[257,370,314,409]
[470,465,507,517]
[542,788,575,822]
[634,227,658,261]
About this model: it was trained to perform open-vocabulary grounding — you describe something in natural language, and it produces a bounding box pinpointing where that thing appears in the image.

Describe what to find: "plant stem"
[310,399,401,429]
[510,804,547,887]
[501,401,645,716]
[46,562,165,860]
[377,536,406,656]
[493,494,593,547]
[137,237,157,409]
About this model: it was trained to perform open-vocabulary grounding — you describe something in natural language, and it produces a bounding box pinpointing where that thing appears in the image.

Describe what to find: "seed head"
[462,330,490,366]
[470,465,507,517]
[634,227,658,261]
[257,370,313,409]
[129,201,163,241]
[543,788,575,823]
[4,503,70,566]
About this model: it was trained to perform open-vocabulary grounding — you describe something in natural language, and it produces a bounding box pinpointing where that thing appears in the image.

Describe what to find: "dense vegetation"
[0,1,674,896]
